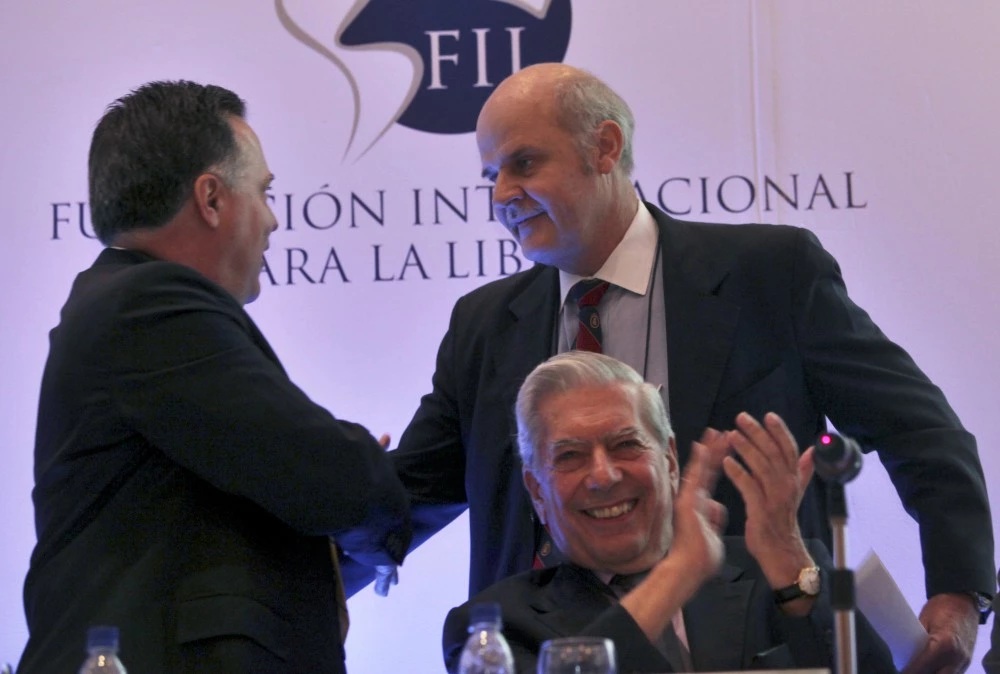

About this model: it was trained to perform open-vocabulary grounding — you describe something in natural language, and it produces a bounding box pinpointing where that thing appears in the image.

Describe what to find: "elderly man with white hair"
[443,351,895,673]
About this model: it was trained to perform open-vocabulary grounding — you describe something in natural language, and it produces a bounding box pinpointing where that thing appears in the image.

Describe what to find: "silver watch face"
[798,567,821,595]
[971,592,992,613]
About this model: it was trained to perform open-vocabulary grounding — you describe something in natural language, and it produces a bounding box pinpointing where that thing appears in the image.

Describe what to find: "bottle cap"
[468,602,502,631]
[86,625,120,651]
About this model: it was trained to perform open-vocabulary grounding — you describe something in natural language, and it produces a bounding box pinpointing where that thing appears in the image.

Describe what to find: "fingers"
[762,412,799,472]
[722,453,763,510]
[799,446,815,493]
[695,428,730,471]
[683,439,725,497]
[675,443,715,525]
[730,412,795,478]
[704,498,728,534]
[723,413,812,559]
[908,595,978,674]
[680,442,708,496]
[699,427,726,450]
[730,411,811,485]
[374,565,399,597]
[901,637,964,674]
[671,442,728,584]
[695,414,808,516]
[378,433,391,450]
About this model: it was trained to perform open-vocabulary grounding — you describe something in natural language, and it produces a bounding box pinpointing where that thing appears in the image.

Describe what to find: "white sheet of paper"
[855,549,929,669]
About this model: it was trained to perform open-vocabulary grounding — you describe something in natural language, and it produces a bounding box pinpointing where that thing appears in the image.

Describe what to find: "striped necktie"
[572,279,611,353]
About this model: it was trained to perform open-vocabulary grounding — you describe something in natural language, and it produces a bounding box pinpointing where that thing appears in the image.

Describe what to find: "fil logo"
[276,0,571,160]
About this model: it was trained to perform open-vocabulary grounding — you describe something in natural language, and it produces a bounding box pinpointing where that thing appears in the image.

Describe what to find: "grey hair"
[553,70,636,176]
[516,352,673,470]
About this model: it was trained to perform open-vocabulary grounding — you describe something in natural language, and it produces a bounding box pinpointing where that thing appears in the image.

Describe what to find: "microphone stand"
[815,432,863,674]
[827,481,856,674]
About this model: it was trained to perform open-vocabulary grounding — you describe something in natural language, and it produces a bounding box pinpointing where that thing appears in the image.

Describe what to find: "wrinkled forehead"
[477,84,558,149]
[538,384,634,436]
[541,383,674,449]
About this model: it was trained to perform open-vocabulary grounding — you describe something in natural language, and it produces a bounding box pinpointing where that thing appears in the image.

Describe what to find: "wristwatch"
[967,591,994,624]
[773,566,821,604]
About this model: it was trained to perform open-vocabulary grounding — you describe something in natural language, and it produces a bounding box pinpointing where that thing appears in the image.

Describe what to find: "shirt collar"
[559,201,658,306]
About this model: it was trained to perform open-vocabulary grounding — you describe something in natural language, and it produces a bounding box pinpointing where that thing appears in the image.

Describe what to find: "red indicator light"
[821,435,832,445]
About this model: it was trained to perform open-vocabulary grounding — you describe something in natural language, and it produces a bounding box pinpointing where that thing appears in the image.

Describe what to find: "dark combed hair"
[87,80,246,244]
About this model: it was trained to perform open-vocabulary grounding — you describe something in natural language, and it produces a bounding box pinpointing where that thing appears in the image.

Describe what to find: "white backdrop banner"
[1,1,997,671]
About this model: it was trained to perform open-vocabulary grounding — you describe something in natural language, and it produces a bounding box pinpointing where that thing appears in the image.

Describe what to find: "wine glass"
[537,636,617,674]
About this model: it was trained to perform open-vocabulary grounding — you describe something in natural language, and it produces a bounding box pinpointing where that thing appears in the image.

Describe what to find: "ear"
[667,437,680,495]
[594,120,625,175]
[522,466,547,526]
[192,172,226,228]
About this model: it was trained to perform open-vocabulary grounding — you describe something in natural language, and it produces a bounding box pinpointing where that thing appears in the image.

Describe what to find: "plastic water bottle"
[79,626,127,673]
[457,602,515,674]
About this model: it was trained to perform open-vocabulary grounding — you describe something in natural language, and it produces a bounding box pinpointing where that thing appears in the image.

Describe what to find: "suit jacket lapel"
[683,561,753,671]
[529,565,672,673]
[653,207,741,465]
[530,566,619,636]
[494,267,560,438]
[488,268,560,571]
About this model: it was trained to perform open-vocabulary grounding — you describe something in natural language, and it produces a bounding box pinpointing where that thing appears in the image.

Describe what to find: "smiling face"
[475,66,630,276]
[523,383,679,576]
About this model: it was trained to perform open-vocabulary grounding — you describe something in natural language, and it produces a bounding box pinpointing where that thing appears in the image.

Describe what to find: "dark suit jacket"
[350,205,994,606]
[443,538,896,673]
[19,248,411,674]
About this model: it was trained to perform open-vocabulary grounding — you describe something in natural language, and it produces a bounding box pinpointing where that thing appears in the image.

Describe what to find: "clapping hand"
[668,429,729,590]
[722,412,813,564]
[722,412,817,613]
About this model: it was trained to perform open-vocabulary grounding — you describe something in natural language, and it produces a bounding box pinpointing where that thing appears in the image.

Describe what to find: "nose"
[585,447,622,490]
[492,171,522,209]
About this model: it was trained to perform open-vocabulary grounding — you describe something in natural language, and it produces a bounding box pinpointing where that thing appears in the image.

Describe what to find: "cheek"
[550,203,583,238]
[527,180,562,212]
[652,483,674,525]
[545,479,578,517]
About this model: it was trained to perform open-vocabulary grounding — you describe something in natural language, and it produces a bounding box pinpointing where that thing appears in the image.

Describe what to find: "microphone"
[813,432,863,484]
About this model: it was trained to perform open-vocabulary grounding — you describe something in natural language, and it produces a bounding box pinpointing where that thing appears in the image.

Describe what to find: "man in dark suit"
[18,81,411,674]
[443,352,896,673]
[361,62,995,671]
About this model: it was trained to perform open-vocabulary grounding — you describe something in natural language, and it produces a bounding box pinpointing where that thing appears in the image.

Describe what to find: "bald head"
[485,62,580,103]
[478,64,636,176]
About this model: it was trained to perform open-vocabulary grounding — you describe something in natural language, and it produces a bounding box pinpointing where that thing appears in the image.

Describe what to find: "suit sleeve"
[342,299,472,595]
[107,269,410,563]
[389,300,472,547]
[790,228,994,598]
